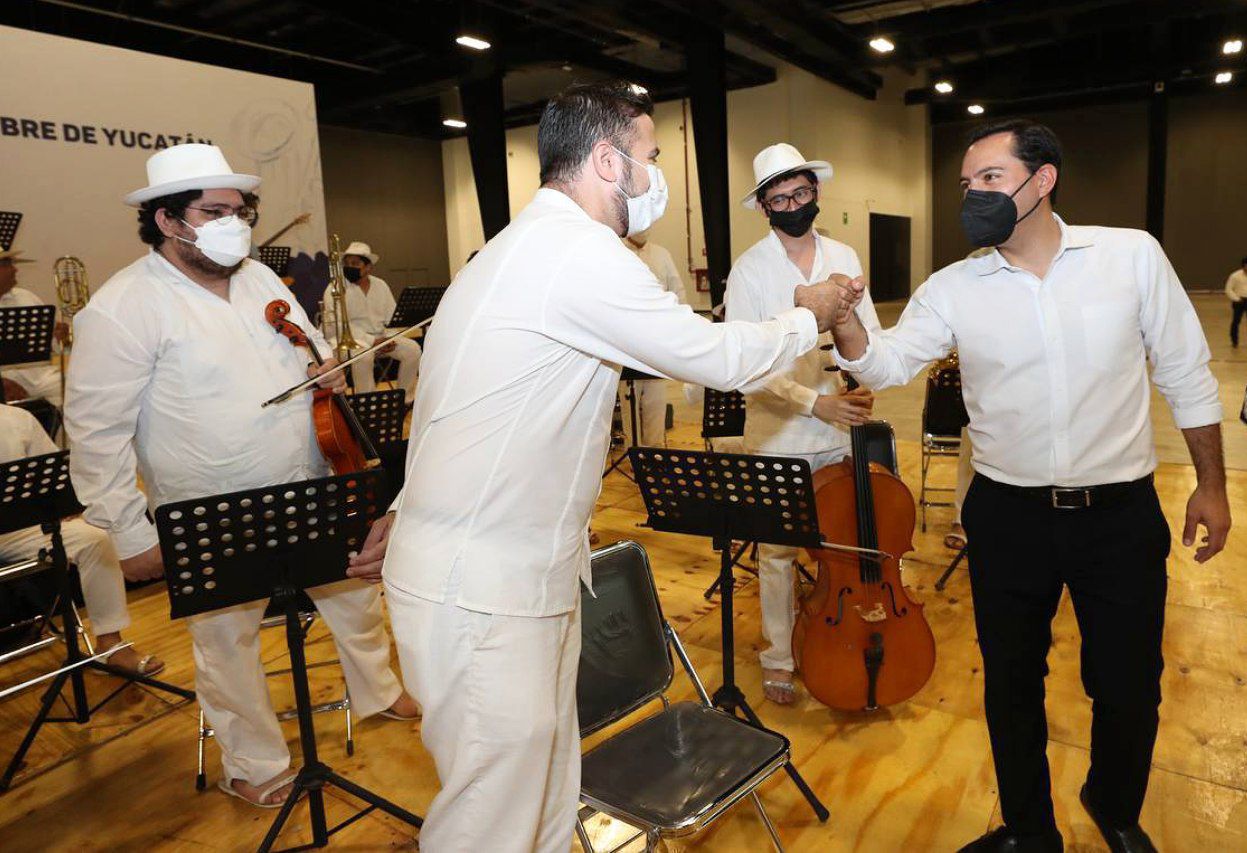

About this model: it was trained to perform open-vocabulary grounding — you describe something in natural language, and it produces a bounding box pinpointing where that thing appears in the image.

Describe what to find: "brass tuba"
[321,233,360,366]
[53,256,90,402]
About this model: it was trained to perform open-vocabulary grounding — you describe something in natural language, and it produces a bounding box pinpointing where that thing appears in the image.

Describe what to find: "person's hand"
[811,386,874,428]
[1183,484,1231,563]
[120,544,165,582]
[833,276,868,327]
[1,378,28,401]
[53,321,70,345]
[347,512,395,584]
[308,357,348,394]
[795,274,860,333]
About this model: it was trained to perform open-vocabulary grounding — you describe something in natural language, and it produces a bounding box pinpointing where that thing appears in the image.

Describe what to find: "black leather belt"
[982,474,1153,510]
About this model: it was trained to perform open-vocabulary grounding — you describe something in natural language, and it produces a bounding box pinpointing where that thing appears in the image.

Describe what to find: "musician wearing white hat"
[326,241,421,403]
[64,143,419,809]
[725,143,882,705]
[0,248,65,406]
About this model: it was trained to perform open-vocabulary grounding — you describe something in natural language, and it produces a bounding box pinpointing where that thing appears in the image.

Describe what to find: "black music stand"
[258,246,293,278]
[0,451,194,791]
[388,286,445,330]
[347,390,408,505]
[603,367,663,482]
[154,469,422,852]
[0,304,55,405]
[0,211,21,252]
[628,447,830,823]
[700,388,746,447]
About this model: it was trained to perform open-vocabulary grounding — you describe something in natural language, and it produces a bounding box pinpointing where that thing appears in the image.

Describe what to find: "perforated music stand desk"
[0,451,194,791]
[347,389,408,505]
[154,469,422,851]
[388,286,445,329]
[628,447,830,822]
[0,305,55,404]
[700,388,746,442]
[258,246,292,278]
[0,211,21,252]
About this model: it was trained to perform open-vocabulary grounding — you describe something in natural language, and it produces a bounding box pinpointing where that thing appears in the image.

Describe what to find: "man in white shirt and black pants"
[1226,255,1247,347]
[331,241,421,403]
[726,143,879,705]
[345,82,847,852]
[830,120,1230,853]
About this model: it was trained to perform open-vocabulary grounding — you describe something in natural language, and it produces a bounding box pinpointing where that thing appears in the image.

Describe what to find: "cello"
[793,379,936,711]
[264,298,382,474]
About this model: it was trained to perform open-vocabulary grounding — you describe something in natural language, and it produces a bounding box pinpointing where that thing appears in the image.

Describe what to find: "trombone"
[320,233,362,369]
[53,256,89,410]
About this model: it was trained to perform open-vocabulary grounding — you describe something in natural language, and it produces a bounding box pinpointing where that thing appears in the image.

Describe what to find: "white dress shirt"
[332,275,396,344]
[627,240,687,305]
[0,403,57,463]
[383,188,819,617]
[727,231,882,454]
[837,215,1222,488]
[1226,269,1247,302]
[65,251,330,560]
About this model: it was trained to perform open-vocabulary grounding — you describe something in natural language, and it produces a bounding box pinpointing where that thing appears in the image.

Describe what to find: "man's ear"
[1037,164,1058,200]
[155,208,183,240]
[588,139,622,184]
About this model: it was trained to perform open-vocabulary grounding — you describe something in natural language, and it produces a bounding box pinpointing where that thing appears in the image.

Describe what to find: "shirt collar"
[969,213,1095,276]
[534,186,590,218]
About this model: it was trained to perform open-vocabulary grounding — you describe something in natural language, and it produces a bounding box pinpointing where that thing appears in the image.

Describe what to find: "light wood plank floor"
[0,295,1244,851]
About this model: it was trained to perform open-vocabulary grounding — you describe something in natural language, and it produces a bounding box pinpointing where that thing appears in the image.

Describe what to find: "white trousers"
[351,336,422,403]
[751,446,845,672]
[954,427,973,524]
[386,578,582,853]
[618,379,667,447]
[0,518,129,636]
[188,577,403,785]
[7,364,62,406]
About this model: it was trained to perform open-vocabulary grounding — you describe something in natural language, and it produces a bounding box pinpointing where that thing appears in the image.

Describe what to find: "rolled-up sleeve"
[835,282,955,390]
[64,308,159,559]
[544,237,818,393]
[1138,235,1222,429]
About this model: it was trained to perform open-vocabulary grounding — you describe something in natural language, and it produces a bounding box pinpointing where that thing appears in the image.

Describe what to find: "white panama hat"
[741,143,833,209]
[124,143,260,207]
[342,241,379,265]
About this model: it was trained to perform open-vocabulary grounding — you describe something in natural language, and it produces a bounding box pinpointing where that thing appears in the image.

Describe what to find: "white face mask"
[613,147,668,237]
[178,216,253,267]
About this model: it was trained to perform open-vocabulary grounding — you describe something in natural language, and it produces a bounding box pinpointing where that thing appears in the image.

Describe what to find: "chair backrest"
[922,366,969,438]
[578,541,674,737]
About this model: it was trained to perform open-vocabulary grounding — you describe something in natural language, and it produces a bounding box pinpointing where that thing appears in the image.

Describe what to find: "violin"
[264,299,382,474]
[793,379,936,711]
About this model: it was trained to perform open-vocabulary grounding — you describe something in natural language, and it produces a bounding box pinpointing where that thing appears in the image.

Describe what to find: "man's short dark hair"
[967,119,1063,205]
[756,169,818,207]
[538,81,654,186]
[137,189,203,247]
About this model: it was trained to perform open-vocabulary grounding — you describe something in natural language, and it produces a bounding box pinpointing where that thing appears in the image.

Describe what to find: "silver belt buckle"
[1051,487,1091,509]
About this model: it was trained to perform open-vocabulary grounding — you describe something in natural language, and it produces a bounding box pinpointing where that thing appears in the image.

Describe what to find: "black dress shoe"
[1079,785,1157,852]
[958,825,1064,852]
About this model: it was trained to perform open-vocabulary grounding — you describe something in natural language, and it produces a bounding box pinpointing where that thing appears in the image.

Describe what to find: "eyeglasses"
[763,185,817,211]
[186,205,258,226]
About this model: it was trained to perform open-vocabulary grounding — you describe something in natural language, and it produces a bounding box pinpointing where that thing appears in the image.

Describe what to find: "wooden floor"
[1,295,1244,851]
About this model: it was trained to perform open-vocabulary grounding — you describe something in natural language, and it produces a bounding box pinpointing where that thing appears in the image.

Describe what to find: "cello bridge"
[854,602,887,623]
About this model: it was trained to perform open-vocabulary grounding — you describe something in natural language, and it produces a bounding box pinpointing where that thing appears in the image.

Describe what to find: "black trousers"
[1231,300,1247,346]
[961,474,1170,836]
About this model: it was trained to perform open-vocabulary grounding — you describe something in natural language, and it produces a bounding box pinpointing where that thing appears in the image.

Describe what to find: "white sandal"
[100,646,166,678]
[217,772,299,809]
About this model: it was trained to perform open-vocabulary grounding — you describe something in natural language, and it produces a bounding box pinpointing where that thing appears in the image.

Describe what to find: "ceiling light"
[1215,71,1233,85]
[934,80,954,94]
[967,103,985,115]
[442,118,467,129]
[869,36,895,54]
[1223,39,1243,55]
[455,35,491,51]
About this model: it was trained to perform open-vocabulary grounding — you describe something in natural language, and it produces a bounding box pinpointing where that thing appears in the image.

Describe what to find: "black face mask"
[767,201,819,238]
[959,171,1042,248]
[343,266,363,283]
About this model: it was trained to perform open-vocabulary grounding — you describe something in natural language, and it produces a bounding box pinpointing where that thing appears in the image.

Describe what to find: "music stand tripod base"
[155,469,422,851]
[628,447,831,823]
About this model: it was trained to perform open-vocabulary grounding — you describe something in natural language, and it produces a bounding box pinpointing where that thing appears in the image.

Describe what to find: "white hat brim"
[124,172,261,207]
[741,160,833,209]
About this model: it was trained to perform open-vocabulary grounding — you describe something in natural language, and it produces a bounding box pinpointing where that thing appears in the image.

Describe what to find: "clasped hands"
[793,273,867,333]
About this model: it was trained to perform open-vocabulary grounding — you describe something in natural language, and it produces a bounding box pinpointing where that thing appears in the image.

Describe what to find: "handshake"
[793,274,866,333]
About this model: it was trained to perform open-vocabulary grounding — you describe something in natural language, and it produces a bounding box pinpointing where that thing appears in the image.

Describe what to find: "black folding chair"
[577,541,789,852]
[919,363,969,531]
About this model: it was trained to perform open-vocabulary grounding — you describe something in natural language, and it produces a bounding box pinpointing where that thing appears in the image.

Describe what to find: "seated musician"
[724,143,880,704]
[64,143,419,809]
[0,403,161,675]
[0,248,65,406]
[328,241,421,404]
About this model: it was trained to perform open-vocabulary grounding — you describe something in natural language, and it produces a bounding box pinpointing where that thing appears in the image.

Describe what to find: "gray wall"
[318,125,450,291]
[1165,88,1247,290]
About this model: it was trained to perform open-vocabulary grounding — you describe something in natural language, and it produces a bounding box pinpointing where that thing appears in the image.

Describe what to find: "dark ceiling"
[3,1,1245,136]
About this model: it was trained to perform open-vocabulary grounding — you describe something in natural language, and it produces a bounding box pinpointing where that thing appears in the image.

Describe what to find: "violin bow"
[260,317,433,408]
